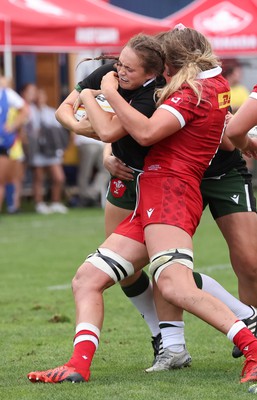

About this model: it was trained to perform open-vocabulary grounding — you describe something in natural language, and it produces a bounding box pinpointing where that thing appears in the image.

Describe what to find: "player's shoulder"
[78,61,116,91]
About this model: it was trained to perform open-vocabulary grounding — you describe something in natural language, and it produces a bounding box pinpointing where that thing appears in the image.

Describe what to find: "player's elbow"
[136,137,150,146]
[134,124,159,146]
[96,126,113,142]
[136,132,156,146]
[97,126,125,143]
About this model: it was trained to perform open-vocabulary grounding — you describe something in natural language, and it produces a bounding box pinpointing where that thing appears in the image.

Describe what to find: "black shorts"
[200,167,256,219]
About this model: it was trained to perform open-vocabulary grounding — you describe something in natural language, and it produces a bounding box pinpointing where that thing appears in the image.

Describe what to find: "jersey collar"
[197,66,222,79]
[143,77,156,87]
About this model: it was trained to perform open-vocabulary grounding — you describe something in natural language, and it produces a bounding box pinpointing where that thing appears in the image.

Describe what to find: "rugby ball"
[248,125,257,138]
[74,94,114,121]
[74,105,87,121]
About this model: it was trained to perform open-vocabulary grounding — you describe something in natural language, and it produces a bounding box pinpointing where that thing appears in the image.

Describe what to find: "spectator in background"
[2,77,27,214]
[222,58,250,113]
[21,84,68,214]
[74,133,109,208]
[61,132,80,208]
[0,74,27,214]
[6,119,26,214]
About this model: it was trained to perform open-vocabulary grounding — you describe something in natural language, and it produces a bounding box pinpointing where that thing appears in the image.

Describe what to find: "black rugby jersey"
[203,148,247,178]
[76,62,164,170]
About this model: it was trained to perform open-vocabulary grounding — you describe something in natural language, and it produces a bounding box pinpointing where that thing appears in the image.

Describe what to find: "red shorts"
[115,175,203,244]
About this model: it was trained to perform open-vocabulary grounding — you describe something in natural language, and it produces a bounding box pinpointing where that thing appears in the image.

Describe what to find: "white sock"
[159,321,185,353]
[122,276,160,337]
[201,273,253,320]
[227,320,246,342]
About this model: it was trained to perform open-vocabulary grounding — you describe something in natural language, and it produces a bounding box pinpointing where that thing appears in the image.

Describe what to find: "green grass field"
[0,206,253,399]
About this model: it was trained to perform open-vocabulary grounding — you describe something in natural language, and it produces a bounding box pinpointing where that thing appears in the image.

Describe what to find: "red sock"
[233,327,257,358]
[66,325,100,380]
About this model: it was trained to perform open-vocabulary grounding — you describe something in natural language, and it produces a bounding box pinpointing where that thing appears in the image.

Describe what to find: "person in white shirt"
[21,84,68,214]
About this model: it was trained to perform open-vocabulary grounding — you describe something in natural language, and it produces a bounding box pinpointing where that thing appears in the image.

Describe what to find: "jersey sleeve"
[250,84,257,100]
[158,87,198,128]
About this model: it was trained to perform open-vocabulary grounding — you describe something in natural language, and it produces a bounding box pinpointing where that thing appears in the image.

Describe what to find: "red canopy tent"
[164,0,257,57]
[0,0,171,53]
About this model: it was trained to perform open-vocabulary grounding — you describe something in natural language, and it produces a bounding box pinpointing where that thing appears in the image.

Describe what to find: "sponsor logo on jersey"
[110,179,126,198]
[218,91,231,108]
[171,96,182,104]
[147,164,161,171]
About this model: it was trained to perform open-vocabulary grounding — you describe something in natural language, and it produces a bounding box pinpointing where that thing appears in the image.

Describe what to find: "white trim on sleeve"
[250,92,257,100]
[159,104,185,127]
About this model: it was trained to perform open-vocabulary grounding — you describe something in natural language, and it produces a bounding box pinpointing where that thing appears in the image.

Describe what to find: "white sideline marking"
[47,263,231,291]
[47,284,71,290]
[198,263,231,273]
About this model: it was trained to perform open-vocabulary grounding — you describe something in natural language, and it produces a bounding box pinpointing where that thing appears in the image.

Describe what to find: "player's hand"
[79,89,101,103]
[225,111,233,125]
[241,137,257,159]
[101,72,119,93]
[103,155,134,181]
[73,95,82,114]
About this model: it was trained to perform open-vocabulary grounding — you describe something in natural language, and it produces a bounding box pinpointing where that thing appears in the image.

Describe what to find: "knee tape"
[149,248,194,282]
[86,248,134,283]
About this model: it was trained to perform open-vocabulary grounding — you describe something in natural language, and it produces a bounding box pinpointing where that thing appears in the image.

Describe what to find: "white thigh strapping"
[86,247,134,283]
[149,248,194,282]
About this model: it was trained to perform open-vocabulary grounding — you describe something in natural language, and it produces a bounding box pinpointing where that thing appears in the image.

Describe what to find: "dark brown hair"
[77,33,165,77]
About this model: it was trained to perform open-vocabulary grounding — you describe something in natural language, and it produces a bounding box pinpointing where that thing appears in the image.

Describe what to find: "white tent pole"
[3,18,13,79]
[3,50,13,79]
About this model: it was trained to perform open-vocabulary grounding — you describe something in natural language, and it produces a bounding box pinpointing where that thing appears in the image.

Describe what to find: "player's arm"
[80,89,128,142]
[103,143,134,180]
[55,89,80,130]
[55,89,95,136]
[218,112,235,151]
[226,97,257,158]
[100,72,180,146]
[219,134,235,151]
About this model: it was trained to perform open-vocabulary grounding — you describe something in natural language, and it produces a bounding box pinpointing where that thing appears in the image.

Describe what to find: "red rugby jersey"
[143,67,230,184]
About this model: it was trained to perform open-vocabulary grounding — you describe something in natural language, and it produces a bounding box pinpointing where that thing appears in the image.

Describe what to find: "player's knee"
[71,261,107,296]
[241,265,257,282]
[72,263,92,294]
[156,275,182,306]
[232,256,257,281]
